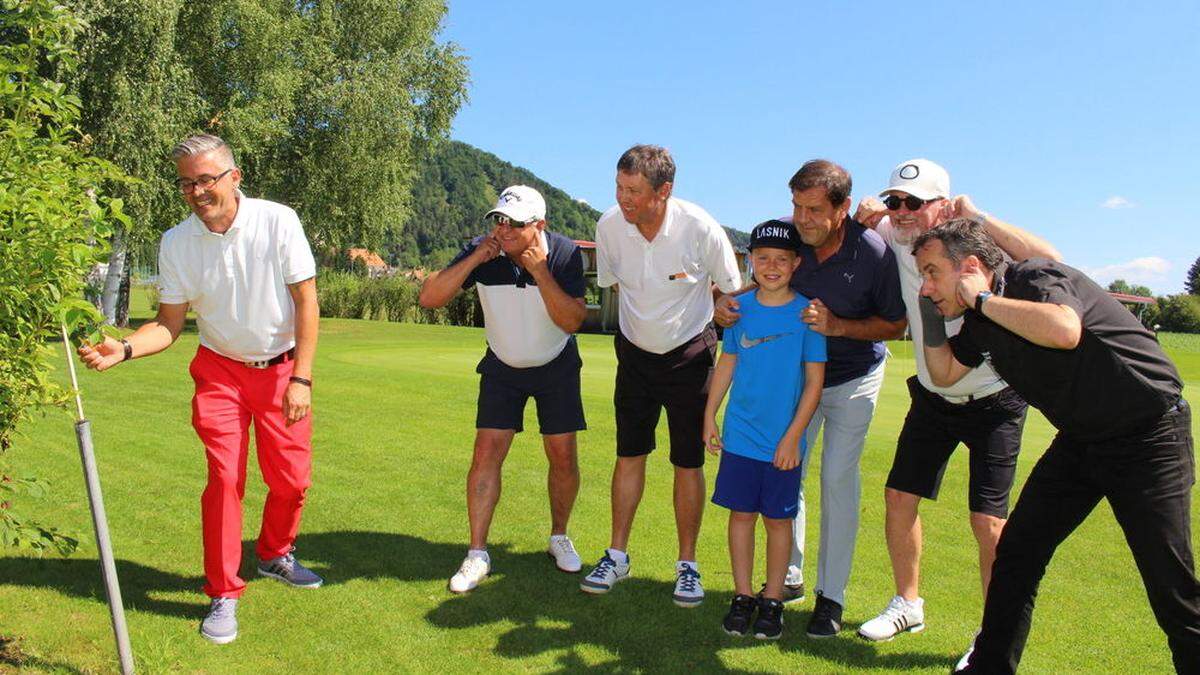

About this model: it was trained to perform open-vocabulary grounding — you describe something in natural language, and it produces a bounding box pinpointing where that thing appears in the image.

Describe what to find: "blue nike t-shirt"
[721,291,828,462]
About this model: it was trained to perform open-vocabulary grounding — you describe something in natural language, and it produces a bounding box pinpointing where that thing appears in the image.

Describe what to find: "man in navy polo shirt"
[419,185,588,593]
[717,159,907,638]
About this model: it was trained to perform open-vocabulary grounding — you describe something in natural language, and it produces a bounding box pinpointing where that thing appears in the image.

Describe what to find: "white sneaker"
[954,631,980,672]
[548,535,582,573]
[580,551,630,593]
[448,553,490,593]
[857,595,925,641]
[672,561,704,607]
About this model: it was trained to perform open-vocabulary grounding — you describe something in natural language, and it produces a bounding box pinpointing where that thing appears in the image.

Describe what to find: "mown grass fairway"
[1,313,1197,673]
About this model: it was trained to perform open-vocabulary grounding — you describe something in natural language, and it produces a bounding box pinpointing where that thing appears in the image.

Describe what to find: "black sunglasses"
[489,213,536,228]
[883,194,938,211]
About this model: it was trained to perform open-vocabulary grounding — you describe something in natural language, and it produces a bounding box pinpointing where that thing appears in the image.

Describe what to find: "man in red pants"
[78,134,321,644]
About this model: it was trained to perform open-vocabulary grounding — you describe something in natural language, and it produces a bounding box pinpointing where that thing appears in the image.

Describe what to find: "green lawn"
[1,313,1197,673]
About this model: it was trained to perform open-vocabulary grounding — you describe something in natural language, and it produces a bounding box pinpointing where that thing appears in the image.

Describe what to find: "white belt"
[937,380,1009,405]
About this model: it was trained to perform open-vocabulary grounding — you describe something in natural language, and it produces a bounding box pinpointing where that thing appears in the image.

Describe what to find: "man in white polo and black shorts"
[419,185,588,594]
[852,159,1060,650]
[581,145,741,607]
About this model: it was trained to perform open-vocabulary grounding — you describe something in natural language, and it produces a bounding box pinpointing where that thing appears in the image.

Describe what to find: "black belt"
[245,349,294,369]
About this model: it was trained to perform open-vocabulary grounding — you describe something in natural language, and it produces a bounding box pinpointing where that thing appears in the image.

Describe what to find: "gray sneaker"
[200,597,238,644]
[257,551,324,588]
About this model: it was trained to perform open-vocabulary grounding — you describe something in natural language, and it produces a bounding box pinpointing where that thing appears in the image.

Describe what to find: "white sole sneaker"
[857,621,925,642]
[257,568,323,588]
[200,629,237,645]
[547,551,581,573]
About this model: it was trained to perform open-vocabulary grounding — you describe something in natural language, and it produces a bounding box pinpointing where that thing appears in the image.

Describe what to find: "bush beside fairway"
[0,317,1196,673]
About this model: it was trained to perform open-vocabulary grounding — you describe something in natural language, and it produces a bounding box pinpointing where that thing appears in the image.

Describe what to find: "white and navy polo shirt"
[450,230,586,368]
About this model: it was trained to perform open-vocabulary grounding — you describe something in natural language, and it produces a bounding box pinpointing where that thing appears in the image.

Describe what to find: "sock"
[467,548,489,564]
[606,548,628,565]
[677,560,698,571]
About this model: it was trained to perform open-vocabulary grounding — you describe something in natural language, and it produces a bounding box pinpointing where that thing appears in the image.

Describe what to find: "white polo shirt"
[157,193,316,362]
[878,216,1008,401]
[595,197,741,354]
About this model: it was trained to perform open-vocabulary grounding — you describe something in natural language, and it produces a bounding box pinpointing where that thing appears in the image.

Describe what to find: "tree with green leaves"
[66,0,468,322]
[0,0,131,553]
[1186,256,1200,296]
[1107,279,1154,298]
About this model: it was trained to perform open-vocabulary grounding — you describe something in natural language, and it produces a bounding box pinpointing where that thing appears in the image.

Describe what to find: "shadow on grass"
[0,557,203,619]
[0,532,951,671]
[411,543,951,673]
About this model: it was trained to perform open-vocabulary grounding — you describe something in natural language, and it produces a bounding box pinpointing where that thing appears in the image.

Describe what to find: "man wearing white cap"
[852,159,1059,647]
[419,185,588,593]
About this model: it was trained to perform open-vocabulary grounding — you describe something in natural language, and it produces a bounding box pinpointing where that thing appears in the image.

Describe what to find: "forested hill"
[386,141,749,268]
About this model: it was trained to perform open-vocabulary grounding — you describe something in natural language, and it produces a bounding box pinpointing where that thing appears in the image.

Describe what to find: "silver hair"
[170,134,236,168]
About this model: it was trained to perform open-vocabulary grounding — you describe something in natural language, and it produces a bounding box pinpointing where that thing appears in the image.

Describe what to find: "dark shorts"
[475,338,586,435]
[613,326,717,469]
[887,376,1028,518]
[712,451,803,519]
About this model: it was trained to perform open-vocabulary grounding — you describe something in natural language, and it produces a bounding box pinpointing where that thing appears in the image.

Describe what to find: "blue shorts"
[711,451,802,519]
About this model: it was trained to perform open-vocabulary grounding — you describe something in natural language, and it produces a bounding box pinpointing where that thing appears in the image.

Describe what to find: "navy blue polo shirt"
[788,217,905,387]
[450,230,586,368]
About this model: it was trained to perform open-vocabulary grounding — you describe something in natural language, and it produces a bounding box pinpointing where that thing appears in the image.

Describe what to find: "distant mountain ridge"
[387,140,749,268]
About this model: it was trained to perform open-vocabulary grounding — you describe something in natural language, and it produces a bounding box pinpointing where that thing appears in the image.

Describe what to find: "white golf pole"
[60,325,135,675]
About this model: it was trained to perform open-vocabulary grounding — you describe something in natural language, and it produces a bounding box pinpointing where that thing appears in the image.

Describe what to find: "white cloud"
[575,198,590,206]
[1084,256,1171,288]
[1101,195,1134,209]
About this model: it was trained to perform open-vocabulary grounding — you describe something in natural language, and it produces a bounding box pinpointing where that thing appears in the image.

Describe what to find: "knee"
[730,511,758,525]
[885,488,920,514]
[970,512,1006,541]
[544,439,578,472]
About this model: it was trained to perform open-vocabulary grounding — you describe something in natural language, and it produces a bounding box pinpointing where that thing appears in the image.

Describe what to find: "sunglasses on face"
[883,194,938,211]
[176,168,233,194]
[489,213,536,228]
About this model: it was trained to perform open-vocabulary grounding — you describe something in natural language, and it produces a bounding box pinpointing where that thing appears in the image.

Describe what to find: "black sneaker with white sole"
[722,594,757,636]
[754,597,785,640]
[806,591,843,638]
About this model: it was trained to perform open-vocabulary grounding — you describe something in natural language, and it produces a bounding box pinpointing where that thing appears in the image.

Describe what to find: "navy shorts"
[475,338,586,435]
[887,376,1027,518]
[711,451,802,519]
[613,327,717,469]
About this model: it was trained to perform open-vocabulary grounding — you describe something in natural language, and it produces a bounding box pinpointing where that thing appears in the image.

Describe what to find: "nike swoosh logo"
[739,332,790,349]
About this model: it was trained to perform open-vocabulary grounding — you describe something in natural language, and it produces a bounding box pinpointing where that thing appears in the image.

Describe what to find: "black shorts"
[475,338,586,435]
[887,376,1028,517]
[613,326,717,469]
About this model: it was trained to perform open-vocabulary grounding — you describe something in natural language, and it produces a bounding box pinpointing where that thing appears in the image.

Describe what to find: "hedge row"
[316,271,481,327]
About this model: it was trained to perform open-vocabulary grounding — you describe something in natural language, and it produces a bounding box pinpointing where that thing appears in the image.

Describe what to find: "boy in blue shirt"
[704,219,827,639]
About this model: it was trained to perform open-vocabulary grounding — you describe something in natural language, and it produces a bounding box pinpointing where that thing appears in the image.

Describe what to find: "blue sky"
[441,1,1199,293]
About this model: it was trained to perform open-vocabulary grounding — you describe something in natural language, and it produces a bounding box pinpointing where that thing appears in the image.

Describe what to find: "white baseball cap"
[485,185,546,223]
[880,159,950,201]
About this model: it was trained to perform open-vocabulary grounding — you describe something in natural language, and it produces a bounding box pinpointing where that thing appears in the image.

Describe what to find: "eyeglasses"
[489,213,537,229]
[883,194,938,211]
[176,168,233,194]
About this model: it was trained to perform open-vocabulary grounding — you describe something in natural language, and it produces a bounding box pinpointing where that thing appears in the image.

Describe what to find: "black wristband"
[289,376,312,387]
[120,339,133,362]
[975,291,994,314]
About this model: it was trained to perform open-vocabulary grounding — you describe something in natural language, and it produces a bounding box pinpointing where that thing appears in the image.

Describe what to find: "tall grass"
[317,270,480,326]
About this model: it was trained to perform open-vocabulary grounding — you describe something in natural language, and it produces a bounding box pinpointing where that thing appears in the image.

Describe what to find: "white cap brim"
[879,185,944,201]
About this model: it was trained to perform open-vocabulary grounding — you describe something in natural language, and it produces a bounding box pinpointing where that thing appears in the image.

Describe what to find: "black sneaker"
[722,594,757,636]
[759,581,805,604]
[806,591,843,638]
[754,597,785,640]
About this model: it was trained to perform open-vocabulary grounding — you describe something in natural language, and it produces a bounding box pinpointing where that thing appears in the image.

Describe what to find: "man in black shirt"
[912,219,1198,674]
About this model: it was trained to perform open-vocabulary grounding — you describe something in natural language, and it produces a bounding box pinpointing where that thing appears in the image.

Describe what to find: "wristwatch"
[975,290,994,313]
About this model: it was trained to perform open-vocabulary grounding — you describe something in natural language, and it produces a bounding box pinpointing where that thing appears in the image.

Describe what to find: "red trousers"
[189,346,313,599]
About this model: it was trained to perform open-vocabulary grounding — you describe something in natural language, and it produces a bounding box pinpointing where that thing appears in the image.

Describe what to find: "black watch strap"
[975,291,994,313]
